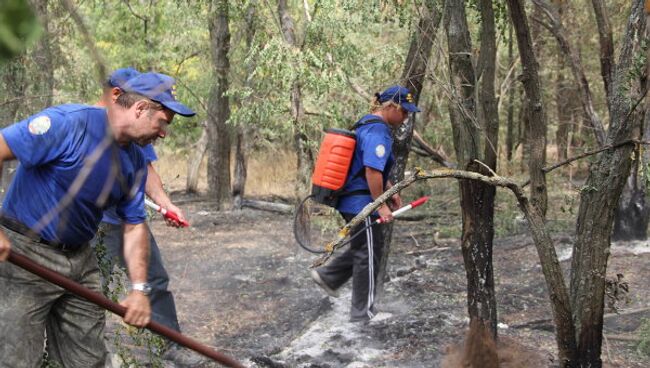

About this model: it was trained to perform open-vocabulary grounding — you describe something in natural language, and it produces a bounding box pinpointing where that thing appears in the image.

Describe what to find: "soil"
[107,193,650,368]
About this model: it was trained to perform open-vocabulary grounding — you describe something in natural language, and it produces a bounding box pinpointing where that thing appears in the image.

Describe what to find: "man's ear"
[134,100,148,118]
[110,87,122,103]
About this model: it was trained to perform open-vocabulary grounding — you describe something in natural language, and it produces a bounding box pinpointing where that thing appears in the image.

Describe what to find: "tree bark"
[207,0,232,209]
[533,0,606,145]
[591,0,614,104]
[232,1,258,209]
[277,0,312,196]
[505,24,517,162]
[553,1,571,161]
[186,125,208,194]
[376,0,442,300]
[444,0,498,340]
[507,0,548,217]
[28,0,54,109]
[612,0,650,240]
[570,2,646,367]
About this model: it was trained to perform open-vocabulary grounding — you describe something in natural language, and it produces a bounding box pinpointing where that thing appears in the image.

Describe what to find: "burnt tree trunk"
[376,0,441,300]
[444,0,498,339]
[207,0,232,209]
[608,0,649,241]
[533,0,606,145]
[277,0,312,196]
[232,1,258,209]
[186,125,208,194]
[555,70,572,161]
[0,59,26,198]
[553,1,571,161]
[505,23,516,162]
[591,0,614,104]
[507,0,548,217]
[570,2,646,367]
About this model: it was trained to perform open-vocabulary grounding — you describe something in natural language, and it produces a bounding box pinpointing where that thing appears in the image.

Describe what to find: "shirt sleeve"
[140,144,158,163]
[0,110,72,169]
[360,126,393,172]
[115,150,148,225]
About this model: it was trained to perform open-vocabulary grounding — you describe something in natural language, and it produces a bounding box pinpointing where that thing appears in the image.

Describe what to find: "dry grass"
[153,147,298,197]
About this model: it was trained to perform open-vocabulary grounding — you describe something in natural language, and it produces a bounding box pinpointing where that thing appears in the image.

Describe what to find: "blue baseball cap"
[119,72,196,117]
[107,67,141,88]
[377,85,420,113]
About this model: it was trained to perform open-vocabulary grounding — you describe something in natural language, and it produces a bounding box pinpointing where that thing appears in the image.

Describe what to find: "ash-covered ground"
[106,195,650,368]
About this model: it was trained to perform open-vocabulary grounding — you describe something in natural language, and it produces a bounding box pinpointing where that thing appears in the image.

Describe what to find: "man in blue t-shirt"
[0,72,195,367]
[311,86,420,322]
[96,68,204,365]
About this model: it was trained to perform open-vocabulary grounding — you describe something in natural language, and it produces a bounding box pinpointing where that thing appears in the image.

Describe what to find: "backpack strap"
[350,118,386,131]
[338,118,387,198]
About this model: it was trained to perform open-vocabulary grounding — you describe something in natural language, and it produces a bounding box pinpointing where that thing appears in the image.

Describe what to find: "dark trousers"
[93,222,181,332]
[316,214,384,321]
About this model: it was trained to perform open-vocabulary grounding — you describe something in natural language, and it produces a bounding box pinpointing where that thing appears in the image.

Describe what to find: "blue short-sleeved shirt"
[101,144,157,225]
[0,104,148,246]
[336,114,394,215]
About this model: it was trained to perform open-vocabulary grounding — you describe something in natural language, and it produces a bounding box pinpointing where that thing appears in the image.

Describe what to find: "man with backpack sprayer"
[310,85,420,322]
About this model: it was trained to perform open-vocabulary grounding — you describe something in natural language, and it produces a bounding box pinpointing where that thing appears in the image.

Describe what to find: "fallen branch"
[412,130,456,168]
[242,199,293,214]
[405,247,450,255]
[603,334,642,343]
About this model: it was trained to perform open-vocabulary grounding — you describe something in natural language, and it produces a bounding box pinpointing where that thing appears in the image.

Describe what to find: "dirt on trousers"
[105,195,650,368]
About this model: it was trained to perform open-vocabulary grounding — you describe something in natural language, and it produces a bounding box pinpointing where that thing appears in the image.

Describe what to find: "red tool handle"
[162,209,190,228]
[7,251,244,368]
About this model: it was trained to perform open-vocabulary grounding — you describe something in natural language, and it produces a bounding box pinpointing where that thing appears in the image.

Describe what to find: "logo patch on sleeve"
[375,144,386,158]
[28,115,51,135]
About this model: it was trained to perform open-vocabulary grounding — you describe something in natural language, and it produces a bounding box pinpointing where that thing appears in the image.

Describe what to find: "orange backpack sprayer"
[310,128,357,207]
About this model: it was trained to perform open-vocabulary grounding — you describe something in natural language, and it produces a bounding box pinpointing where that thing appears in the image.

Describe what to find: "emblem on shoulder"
[28,115,51,135]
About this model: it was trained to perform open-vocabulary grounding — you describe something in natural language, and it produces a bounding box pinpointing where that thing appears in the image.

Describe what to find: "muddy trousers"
[0,226,107,368]
[316,214,384,321]
[93,222,181,332]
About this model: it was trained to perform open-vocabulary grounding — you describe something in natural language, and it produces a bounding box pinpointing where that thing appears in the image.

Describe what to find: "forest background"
[1,0,650,367]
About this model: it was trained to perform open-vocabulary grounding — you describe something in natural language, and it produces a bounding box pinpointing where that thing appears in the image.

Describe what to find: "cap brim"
[402,102,420,113]
[160,101,196,117]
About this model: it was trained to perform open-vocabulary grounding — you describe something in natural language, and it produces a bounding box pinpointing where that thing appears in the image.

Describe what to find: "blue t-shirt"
[0,104,147,246]
[336,114,394,215]
[101,144,157,225]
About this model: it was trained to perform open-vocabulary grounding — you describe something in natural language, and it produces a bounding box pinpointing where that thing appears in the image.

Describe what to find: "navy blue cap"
[377,85,420,113]
[107,67,141,88]
[119,72,196,117]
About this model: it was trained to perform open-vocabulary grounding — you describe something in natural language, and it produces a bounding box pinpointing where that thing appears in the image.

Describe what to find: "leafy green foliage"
[0,0,41,63]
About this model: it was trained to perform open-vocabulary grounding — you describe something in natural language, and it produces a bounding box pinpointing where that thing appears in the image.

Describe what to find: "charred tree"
[277,0,312,196]
[603,0,650,241]
[232,1,258,209]
[533,0,606,146]
[505,23,517,162]
[444,0,498,338]
[570,2,646,366]
[207,0,232,209]
[507,0,548,217]
[186,125,208,194]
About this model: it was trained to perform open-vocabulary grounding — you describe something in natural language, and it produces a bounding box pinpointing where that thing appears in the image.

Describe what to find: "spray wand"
[294,195,430,254]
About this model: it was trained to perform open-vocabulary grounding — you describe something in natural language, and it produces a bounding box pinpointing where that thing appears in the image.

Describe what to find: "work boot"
[310,269,340,298]
[162,343,208,367]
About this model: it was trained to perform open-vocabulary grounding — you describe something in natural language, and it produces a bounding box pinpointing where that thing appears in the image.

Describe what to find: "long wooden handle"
[7,250,245,368]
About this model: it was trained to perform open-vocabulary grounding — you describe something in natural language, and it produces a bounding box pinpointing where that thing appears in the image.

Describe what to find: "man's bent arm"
[0,134,16,261]
[145,163,171,208]
[365,167,393,222]
[120,222,151,326]
[144,163,186,226]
